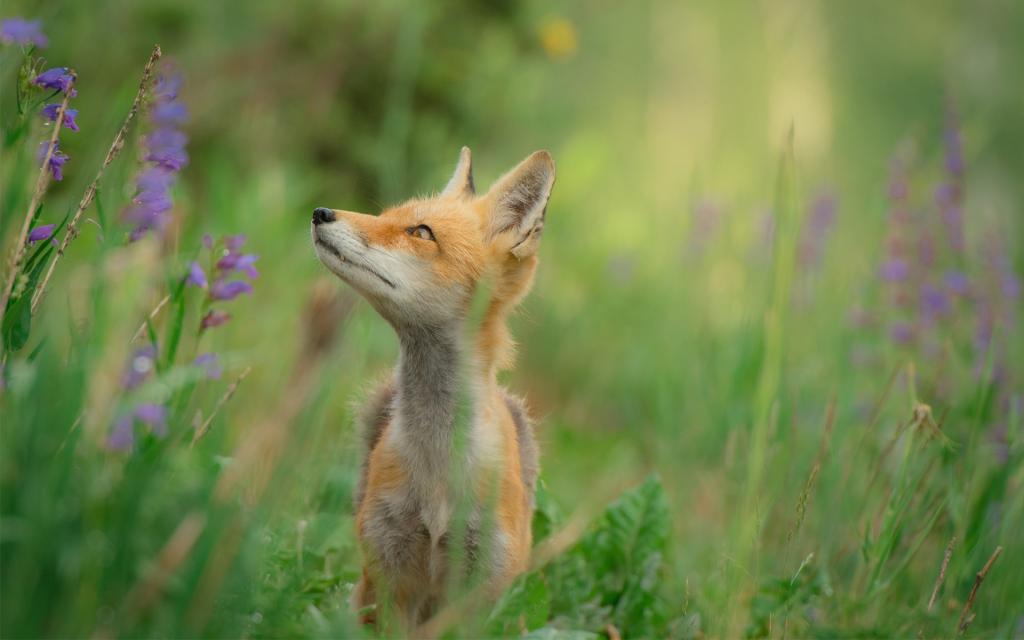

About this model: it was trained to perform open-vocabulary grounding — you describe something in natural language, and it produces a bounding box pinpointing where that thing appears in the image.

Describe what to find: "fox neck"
[391,322,471,486]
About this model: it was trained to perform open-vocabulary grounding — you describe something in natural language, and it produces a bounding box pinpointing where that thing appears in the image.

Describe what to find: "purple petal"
[889,322,913,345]
[136,167,175,192]
[879,258,910,282]
[1,18,48,47]
[135,403,167,425]
[194,353,222,380]
[151,101,188,124]
[41,104,79,132]
[209,280,253,301]
[107,415,135,451]
[32,67,74,94]
[27,224,56,244]
[944,270,970,296]
[186,261,207,288]
[202,233,214,250]
[223,234,246,252]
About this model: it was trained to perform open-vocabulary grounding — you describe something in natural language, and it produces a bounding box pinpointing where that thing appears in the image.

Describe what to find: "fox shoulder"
[353,376,396,509]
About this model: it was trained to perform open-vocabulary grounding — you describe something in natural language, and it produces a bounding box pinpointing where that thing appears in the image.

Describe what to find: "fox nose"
[312,207,335,226]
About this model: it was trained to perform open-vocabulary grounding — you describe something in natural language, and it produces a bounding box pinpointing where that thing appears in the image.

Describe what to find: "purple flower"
[41,103,79,132]
[798,191,837,269]
[944,270,970,296]
[224,234,246,252]
[151,101,188,124]
[889,322,913,345]
[125,68,188,241]
[879,258,910,282]
[144,128,189,170]
[217,253,259,279]
[186,261,207,288]
[200,309,231,329]
[36,140,69,181]
[107,415,135,451]
[920,283,950,320]
[27,224,55,245]
[134,403,168,437]
[210,280,253,301]
[194,353,222,380]
[122,344,157,390]
[154,74,182,101]
[202,234,214,249]
[32,67,75,95]
[1,18,48,47]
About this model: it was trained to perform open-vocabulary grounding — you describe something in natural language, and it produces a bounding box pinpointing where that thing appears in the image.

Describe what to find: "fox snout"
[312,207,335,225]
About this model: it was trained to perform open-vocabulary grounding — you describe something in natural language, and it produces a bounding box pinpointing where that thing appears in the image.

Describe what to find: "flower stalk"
[31,45,162,315]
[0,77,74,329]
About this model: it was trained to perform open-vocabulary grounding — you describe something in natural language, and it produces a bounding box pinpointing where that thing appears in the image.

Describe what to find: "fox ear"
[441,146,475,198]
[484,150,555,259]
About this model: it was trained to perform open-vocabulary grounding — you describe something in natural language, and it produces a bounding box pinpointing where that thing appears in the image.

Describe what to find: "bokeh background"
[2,1,1022,637]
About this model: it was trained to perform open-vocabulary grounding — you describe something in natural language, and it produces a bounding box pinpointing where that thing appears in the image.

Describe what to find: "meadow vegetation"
[1,2,1022,638]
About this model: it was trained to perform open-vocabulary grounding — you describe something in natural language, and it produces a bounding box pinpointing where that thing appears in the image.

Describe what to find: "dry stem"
[191,366,252,447]
[927,535,955,612]
[956,545,1003,636]
[30,45,162,315]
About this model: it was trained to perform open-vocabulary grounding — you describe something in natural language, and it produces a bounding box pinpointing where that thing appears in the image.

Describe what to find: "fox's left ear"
[441,146,475,198]
[484,150,555,259]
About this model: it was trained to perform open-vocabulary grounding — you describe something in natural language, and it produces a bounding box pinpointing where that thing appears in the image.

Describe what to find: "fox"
[310,147,554,629]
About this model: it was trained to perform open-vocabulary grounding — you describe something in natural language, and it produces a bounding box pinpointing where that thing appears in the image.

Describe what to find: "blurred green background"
[2,0,1022,637]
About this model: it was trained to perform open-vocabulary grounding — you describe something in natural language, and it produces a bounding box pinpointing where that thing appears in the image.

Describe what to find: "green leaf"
[2,290,32,352]
[487,571,551,636]
[544,475,671,633]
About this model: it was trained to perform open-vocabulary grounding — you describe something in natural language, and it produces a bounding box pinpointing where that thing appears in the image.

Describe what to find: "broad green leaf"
[487,571,551,636]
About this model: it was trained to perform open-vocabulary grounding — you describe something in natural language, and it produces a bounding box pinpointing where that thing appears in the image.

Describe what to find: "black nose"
[312,207,335,225]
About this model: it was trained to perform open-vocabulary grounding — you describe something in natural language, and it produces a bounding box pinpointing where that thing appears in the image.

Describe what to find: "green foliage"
[2,1,1023,639]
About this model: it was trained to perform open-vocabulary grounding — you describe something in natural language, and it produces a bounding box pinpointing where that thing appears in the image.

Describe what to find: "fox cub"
[311,148,554,627]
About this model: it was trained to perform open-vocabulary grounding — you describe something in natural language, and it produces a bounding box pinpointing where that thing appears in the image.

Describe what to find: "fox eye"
[407,224,435,242]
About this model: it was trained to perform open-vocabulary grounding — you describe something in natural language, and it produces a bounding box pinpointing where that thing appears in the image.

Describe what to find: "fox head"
[311,148,554,366]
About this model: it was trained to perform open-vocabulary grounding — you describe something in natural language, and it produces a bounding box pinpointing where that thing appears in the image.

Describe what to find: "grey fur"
[354,378,396,509]
[503,391,539,509]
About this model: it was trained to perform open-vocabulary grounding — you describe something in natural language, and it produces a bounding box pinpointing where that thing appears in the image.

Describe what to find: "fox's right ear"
[441,146,474,198]
[484,150,555,260]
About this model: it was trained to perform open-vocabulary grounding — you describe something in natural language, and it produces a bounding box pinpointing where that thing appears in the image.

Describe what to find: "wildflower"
[186,261,207,288]
[107,415,134,451]
[879,258,909,282]
[27,224,56,245]
[36,140,69,181]
[210,280,253,301]
[202,234,214,249]
[144,128,188,170]
[944,270,970,296]
[106,403,169,451]
[920,283,950,321]
[889,322,913,345]
[1,18,47,48]
[41,103,79,132]
[194,353,222,380]
[217,252,259,279]
[32,67,75,95]
[224,234,246,252]
[134,403,168,437]
[201,310,231,329]
[798,190,837,269]
[122,344,157,390]
[124,67,187,241]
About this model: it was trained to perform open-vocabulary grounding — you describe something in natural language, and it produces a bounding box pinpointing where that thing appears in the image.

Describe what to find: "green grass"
[2,1,1023,638]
